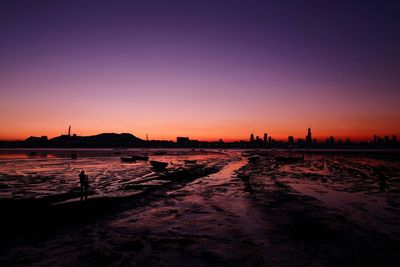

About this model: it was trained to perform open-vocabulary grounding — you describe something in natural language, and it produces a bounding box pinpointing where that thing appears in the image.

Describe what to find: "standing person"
[79,170,89,200]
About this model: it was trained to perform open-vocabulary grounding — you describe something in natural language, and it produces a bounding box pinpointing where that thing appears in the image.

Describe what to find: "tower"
[306,127,312,145]
[250,133,254,143]
[68,125,71,137]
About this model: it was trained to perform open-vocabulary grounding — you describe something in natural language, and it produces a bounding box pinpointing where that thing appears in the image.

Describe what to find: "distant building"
[250,134,255,143]
[268,136,272,144]
[393,135,397,144]
[305,128,312,146]
[384,136,389,144]
[263,133,268,143]
[329,136,335,145]
[288,136,294,145]
[313,138,317,145]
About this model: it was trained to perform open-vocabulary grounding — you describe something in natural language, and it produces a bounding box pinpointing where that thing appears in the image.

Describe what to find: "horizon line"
[1,131,398,143]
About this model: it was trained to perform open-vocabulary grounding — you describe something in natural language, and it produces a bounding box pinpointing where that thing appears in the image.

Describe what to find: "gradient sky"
[1,0,399,141]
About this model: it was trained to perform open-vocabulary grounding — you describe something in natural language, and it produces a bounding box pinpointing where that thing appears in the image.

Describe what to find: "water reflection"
[0,149,227,200]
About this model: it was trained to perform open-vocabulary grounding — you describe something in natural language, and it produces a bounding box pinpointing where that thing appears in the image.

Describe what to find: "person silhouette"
[79,170,89,200]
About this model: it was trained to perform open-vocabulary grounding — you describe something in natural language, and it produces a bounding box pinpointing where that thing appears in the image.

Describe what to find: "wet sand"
[0,149,400,266]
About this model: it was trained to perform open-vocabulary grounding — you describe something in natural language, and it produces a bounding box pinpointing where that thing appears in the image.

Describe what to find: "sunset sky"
[1,0,399,141]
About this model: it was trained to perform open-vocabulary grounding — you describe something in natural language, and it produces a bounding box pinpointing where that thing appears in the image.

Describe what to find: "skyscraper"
[250,133,255,143]
[306,128,312,146]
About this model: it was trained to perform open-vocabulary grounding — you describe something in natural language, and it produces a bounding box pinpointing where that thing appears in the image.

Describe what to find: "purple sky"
[1,0,399,141]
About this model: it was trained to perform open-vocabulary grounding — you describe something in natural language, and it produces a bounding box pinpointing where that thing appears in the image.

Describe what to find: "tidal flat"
[0,149,399,266]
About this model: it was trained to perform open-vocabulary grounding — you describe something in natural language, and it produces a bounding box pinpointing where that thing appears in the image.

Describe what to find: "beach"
[1,149,400,266]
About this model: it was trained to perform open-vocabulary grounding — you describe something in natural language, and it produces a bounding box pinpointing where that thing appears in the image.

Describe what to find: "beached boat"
[120,156,135,162]
[150,160,169,170]
[120,155,149,162]
[153,151,167,155]
[131,155,149,161]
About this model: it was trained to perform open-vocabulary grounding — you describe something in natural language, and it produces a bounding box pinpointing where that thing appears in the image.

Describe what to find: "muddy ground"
[0,149,399,266]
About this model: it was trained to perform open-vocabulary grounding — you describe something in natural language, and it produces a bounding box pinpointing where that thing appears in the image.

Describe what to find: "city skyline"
[2,125,398,144]
[1,123,399,142]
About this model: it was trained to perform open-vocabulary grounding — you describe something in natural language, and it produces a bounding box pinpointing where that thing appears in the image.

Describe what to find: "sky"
[1,0,399,141]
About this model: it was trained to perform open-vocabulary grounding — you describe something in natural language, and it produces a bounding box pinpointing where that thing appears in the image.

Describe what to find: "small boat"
[120,155,149,162]
[150,160,169,170]
[153,151,167,155]
[131,155,149,161]
[184,159,197,164]
[121,156,135,162]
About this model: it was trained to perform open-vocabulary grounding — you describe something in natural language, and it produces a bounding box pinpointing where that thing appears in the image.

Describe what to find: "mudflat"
[0,149,399,266]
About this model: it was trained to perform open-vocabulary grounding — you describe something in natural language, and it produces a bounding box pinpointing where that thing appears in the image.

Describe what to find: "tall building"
[305,128,312,145]
[250,133,255,143]
[263,133,268,143]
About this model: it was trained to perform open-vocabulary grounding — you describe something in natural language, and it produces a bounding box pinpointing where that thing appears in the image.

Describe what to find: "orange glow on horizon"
[0,126,398,143]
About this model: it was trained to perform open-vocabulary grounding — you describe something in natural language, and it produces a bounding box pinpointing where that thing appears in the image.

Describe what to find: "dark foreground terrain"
[0,149,400,266]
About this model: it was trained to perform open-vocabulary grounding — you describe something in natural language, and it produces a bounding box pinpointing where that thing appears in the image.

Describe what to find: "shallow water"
[0,149,228,200]
[257,152,400,237]
[1,149,400,266]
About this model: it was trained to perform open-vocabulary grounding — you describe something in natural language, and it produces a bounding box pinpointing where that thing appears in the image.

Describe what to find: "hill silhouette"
[23,133,144,148]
